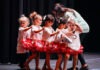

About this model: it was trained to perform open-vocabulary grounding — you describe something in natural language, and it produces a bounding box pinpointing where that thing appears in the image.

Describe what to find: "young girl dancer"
[63,19,83,70]
[42,14,59,70]
[24,11,43,70]
[16,15,32,69]
[55,18,68,70]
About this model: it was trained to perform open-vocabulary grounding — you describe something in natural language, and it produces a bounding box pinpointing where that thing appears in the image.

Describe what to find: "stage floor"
[0,52,100,70]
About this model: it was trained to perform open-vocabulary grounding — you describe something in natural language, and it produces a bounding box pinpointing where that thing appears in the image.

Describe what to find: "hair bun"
[20,14,25,17]
[29,11,37,19]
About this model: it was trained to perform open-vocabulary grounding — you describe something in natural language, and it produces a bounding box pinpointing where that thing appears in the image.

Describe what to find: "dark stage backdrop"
[0,0,100,63]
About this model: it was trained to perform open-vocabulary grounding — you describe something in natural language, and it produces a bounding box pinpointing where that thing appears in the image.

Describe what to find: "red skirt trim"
[66,45,84,54]
[22,39,84,54]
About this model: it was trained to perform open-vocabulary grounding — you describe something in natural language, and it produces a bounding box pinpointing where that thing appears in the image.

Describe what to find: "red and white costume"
[31,25,43,41]
[55,28,70,53]
[42,27,55,43]
[66,30,83,54]
[55,28,69,42]
[17,27,31,54]
[42,26,56,53]
[31,25,43,52]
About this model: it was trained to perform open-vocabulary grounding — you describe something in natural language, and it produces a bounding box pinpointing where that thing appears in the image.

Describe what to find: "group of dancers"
[16,3,90,70]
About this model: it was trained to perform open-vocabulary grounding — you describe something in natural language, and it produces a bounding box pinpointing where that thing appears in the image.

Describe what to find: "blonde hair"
[18,15,30,25]
[29,11,37,19]
[29,11,42,21]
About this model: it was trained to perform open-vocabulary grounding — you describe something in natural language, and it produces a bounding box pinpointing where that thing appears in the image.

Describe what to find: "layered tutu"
[59,43,67,53]
[66,45,84,55]
[46,42,60,53]
[22,39,84,54]
[21,38,33,50]
[46,42,67,53]
[44,42,83,54]
[32,40,46,52]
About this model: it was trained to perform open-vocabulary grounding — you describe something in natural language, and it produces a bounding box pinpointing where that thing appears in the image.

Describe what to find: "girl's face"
[67,19,76,29]
[20,20,29,27]
[33,15,42,26]
[67,23,76,30]
[58,24,65,29]
[63,24,67,29]
[45,20,53,27]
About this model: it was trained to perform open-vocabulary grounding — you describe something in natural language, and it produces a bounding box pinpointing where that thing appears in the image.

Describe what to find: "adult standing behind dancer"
[52,3,90,70]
